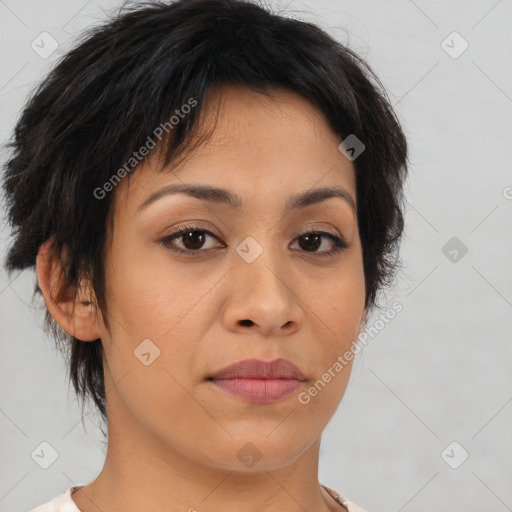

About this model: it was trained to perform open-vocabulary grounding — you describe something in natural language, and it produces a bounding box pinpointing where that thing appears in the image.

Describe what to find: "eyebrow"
[137,183,357,215]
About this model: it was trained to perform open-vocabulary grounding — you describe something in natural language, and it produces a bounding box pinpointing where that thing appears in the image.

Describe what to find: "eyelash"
[159,224,349,258]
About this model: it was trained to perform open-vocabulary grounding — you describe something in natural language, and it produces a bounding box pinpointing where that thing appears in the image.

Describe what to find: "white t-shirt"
[29,484,368,512]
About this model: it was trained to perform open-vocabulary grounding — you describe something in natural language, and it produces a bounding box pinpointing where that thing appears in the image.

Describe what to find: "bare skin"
[37,84,367,512]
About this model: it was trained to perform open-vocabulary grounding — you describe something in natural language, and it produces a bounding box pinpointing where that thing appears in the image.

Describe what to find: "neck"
[71,399,342,512]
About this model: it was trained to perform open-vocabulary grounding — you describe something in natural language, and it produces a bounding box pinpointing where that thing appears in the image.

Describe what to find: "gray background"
[1,0,511,511]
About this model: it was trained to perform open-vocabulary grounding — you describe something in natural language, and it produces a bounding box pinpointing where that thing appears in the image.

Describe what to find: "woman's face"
[99,84,367,471]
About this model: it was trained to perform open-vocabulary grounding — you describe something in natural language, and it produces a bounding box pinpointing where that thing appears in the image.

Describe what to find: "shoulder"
[322,484,369,512]
[30,487,81,512]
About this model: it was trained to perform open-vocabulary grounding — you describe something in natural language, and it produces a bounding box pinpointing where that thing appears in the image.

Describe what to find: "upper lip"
[209,358,307,381]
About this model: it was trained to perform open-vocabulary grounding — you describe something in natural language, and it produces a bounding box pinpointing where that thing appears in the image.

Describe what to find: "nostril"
[240,319,253,327]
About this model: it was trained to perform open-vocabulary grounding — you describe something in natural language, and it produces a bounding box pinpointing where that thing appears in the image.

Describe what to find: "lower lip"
[210,378,304,403]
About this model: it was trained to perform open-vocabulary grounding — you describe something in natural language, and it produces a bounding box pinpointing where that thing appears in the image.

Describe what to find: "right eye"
[159,224,225,256]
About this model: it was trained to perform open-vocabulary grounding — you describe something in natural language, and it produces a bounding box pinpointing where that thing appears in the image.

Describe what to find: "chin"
[195,436,311,473]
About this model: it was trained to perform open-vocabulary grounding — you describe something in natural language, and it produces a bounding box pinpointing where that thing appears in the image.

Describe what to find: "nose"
[221,244,303,337]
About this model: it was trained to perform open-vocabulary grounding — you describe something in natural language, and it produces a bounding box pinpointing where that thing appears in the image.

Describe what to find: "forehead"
[116,84,356,214]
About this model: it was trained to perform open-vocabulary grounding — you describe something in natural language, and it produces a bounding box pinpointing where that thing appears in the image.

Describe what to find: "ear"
[36,239,102,341]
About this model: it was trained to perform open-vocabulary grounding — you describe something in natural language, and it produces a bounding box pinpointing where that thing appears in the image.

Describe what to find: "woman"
[2,0,408,510]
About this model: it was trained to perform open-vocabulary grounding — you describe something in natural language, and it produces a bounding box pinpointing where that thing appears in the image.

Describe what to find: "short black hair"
[1,0,409,426]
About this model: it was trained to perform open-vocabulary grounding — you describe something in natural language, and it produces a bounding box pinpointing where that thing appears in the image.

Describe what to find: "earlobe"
[36,239,102,341]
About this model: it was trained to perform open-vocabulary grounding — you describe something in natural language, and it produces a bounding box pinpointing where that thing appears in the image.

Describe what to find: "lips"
[208,358,307,403]
[209,358,307,381]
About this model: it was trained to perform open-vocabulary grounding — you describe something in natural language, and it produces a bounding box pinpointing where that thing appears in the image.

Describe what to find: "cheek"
[100,233,207,409]
[288,255,365,409]
[104,230,217,341]
[100,249,204,434]
[307,251,366,346]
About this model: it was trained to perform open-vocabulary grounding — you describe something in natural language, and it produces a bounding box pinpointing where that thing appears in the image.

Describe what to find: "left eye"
[160,224,349,257]
[291,231,348,256]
